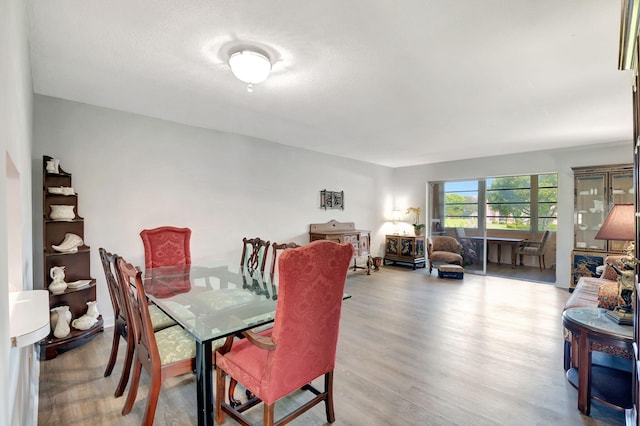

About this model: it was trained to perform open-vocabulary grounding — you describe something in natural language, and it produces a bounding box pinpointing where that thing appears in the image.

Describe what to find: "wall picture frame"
[320,189,344,210]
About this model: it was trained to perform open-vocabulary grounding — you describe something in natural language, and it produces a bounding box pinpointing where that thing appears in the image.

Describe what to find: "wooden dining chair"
[140,226,192,268]
[240,237,270,273]
[215,240,354,426]
[99,248,176,398]
[116,256,198,425]
[269,241,300,277]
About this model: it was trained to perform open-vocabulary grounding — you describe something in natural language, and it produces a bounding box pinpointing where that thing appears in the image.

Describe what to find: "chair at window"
[427,236,463,273]
[516,230,551,270]
[116,256,199,425]
[140,226,191,268]
[240,237,270,273]
[99,248,176,398]
[215,240,354,426]
[269,241,300,277]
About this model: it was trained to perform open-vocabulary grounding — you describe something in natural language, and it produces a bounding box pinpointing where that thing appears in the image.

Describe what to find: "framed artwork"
[320,190,344,210]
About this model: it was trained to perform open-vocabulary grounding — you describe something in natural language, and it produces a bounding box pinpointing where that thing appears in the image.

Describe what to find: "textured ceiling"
[27,0,633,167]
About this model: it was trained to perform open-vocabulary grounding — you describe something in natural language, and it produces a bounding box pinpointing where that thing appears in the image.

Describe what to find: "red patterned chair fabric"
[427,236,463,273]
[215,240,354,426]
[563,255,630,368]
[140,226,191,268]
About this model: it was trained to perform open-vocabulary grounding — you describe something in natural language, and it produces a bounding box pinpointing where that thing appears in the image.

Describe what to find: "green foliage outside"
[444,174,557,231]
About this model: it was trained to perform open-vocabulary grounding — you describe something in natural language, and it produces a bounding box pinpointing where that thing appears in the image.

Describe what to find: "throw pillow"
[597,282,624,310]
[601,263,620,281]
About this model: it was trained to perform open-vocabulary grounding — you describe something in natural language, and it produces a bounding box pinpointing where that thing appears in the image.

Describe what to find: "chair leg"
[324,371,335,423]
[115,329,135,397]
[215,366,226,424]
[538,255,543,271]
[228,378,242,406]
[122,360,142,415]
[104,327,122,377]
[264,403,275,426]
[142,372,161,426]
[519,254,524,266]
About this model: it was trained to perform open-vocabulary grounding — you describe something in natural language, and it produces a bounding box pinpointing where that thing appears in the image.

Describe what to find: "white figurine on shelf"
[45,158,60,174]
[48,266,67,294]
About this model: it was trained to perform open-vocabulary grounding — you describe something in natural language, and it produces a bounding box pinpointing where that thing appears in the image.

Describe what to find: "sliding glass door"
[429,173,557,282]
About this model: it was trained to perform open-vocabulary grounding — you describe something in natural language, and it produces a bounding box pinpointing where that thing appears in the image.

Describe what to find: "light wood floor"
[38,266,625,425]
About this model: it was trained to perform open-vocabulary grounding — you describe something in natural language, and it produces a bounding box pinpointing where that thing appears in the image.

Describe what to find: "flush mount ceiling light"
[228,50,272,92]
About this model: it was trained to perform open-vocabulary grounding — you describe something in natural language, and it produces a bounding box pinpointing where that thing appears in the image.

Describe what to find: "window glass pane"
[444,181,478,229]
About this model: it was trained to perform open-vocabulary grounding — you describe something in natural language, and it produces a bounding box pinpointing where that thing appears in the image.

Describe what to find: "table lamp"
[594,203,636,323]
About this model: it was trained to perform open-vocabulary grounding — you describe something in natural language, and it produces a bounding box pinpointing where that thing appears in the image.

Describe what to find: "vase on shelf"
[51,306,71,338]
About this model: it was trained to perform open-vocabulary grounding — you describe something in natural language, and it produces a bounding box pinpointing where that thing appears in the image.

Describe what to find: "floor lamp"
[594,204,636,323]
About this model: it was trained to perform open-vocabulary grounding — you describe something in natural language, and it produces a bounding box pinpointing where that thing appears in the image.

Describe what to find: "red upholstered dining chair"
[116,256,198,425]
[240,237,270,273]
[215,240,354,426]
[140,226,192,268]
[99,248,175,398]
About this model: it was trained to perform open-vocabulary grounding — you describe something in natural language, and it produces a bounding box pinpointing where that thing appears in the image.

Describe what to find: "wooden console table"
[309,220,372,275]
[383,234,426,270]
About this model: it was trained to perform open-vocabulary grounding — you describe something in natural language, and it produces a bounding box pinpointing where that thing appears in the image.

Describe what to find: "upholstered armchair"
[427,236,463,273]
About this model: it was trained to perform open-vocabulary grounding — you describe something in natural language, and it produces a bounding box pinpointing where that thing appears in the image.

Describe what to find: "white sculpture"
[71,314,98,331]
[86,301,99,319]
[49,205,75,221]
[45,158,60,174]
[51,233,83,253]
[49,266,67,294]
[47,186,75,196]
[52,306,71,338]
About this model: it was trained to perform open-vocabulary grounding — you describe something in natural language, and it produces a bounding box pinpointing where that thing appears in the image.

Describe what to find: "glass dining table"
[143,264,278,426]
[142,264,351,426]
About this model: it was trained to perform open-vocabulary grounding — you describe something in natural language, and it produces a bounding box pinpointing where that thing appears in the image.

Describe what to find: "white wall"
[32,95,393,327]
[393,143,633,287]
[1,0,36,425]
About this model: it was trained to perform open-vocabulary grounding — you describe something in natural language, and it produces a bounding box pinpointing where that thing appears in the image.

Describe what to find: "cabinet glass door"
[575,174,606,251]
[609,171,634,252]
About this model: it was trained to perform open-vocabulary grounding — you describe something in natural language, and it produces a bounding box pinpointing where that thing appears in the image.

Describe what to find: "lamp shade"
[228,50,272,84]
[594,204,635,241]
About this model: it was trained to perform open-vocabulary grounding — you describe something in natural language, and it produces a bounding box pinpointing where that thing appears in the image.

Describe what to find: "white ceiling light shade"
[228,50,272,92]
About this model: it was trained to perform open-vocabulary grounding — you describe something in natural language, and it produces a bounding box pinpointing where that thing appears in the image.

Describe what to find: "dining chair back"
[140,226,192,268]
[269,241,300,277]
[240,237,270,273]
[517,230,551,270]
[99,248,132,397]
[116,256,197,425]
[215,240,354,426]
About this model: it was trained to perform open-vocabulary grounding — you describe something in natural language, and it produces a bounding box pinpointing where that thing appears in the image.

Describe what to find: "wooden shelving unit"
[39,155,103,360]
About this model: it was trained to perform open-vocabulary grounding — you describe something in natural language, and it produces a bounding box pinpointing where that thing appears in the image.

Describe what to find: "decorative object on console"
[48,266,67,294]
[405,207,425,236]
[51,233,84,253]
[49,205,75,221]
[594,204,636,321]
[320,189,345,210]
